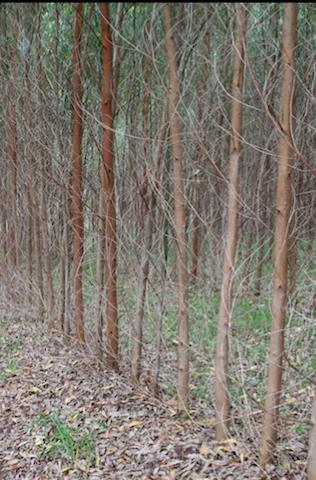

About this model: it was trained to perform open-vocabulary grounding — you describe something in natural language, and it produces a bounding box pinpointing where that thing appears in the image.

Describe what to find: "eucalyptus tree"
[259,3,298,466]
[214,3,248,440]
[100,3,119,370]
[71,2,85,346]
[163,3,189,412]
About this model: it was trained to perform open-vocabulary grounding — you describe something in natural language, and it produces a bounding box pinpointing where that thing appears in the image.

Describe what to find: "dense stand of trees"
[0,3,315,474]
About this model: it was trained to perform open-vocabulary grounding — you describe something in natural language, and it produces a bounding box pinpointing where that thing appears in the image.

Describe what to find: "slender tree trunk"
[152,106,169,397]
[95,8,122,324]
[40,164,54,328]
[152,138,169,398]
[27,189,33,304]
[59,227,66,332]
[23,9,45,320]
[65,196,73,336]
[55,4,69,335]
[131,117,168,382]
[25,81,35,306]
[153,212,168,398]
[215,4,247,441]
[254,5,279,296]
[100,3,118,370]
[308,391,316,480]
[259,3,298,466]
[36,16,54,328]
[33,193,44,320]
[8,26,18,270]
[131,207,153,380]
[112,2,124,118]
[163,3,189,412]
[27,90,44,323]
[191,6,210,283]
[131,16,152,381]
[71,3,85,345]
[59,186,72,336]
[96,183,105,359]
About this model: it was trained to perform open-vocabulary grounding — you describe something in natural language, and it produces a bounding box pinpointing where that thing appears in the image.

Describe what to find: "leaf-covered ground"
[0,318,310,479]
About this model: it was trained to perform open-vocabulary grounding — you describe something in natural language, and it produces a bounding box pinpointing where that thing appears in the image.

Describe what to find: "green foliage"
[189,290,219,346]
[294,423,308,436]
[31,412,96,467]
[96,419,108,430]
[0,359,19,380]
[235,298,271,333]
[8,335,23,351]
[0,317,7,328]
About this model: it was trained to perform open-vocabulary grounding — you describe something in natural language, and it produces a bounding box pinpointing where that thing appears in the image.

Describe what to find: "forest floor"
[0,317,310,480]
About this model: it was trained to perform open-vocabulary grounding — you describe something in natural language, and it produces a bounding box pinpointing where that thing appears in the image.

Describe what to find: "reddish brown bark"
[100,3,118,370]
[71,3,85,345]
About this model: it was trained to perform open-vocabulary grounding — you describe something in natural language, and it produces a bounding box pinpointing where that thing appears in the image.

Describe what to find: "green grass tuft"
[0,359,19,380]
[31,412,96,467]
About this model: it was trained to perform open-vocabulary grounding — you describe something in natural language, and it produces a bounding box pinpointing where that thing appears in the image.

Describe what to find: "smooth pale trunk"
[260,3,298,466]
[163,4,189,412]
[215,4,247,440]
